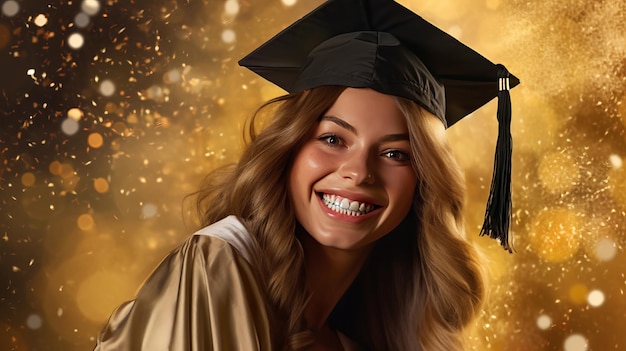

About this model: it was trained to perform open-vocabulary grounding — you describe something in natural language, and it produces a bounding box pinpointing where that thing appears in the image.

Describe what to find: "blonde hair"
[196,87,484,350]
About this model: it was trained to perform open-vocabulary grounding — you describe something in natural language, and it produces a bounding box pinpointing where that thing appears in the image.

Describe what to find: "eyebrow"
[321,115,410,142]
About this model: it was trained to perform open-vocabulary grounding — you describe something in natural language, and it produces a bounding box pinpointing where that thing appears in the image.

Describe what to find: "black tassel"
[480,64,514,253]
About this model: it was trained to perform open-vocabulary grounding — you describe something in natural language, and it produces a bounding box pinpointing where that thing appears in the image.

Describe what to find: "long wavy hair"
[196,86,485,350]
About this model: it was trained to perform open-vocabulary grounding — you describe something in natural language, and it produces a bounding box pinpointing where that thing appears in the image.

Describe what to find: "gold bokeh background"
[0,0,624,350]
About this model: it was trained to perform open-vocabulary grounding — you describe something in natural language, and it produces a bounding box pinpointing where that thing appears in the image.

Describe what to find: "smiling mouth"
[320,193,378,216]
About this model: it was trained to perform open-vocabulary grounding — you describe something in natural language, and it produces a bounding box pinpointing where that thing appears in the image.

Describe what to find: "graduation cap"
[239,0,519,252]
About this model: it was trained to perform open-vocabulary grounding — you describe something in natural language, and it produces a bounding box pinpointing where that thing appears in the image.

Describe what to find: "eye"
[382,149,410,162]
[318,134,344,147]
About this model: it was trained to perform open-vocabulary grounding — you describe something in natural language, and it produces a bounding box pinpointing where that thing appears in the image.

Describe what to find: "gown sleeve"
[94,235,273,351]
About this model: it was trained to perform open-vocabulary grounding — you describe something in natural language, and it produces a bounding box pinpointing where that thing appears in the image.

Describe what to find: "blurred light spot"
[538,150,580,193]
[76,270,136,323]
[60,163,75,179]
[282,0,297,6]
[147,85,163,100]
[564,333,588,351]
[99,79,115,97]
[33,14,48,27]
[529,208,581,262]
[224,0,239,15]
[142,203,158,219]
[221,29,236,43]
[77,213,95,231]
[0,23,10,49]
[74,12,90,28]
[67,32,85,49]
[536,314,551,330]
[61,118,80,136]
[587,289,605,307]
[27,68,35,76]
[81,0,101,16]
[67,107,83,121]
[93,178,109,193]
[569,283,588,305]
[21,172,36,187]
[49,161,62,175]
[609,154,622,169]
[87,132,104,148]
[1,0,19,17]
[595,238,617,261]
[163,68,181,84]
[26,314,43,330]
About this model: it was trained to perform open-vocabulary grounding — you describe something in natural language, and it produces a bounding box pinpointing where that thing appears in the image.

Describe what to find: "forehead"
[324,88,407,132]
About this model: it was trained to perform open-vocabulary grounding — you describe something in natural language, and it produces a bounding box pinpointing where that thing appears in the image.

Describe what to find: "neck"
[301,233,373,330]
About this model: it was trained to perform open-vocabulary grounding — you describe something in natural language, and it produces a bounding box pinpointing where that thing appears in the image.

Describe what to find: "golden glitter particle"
[21,172,36,187]
[569,283,589,305]
[529,208,581,262]
[537,150,580,194]
[67,107,83,121]
[281,0,297,6]
[87,132,104,148]
[49,160,62,175]
[77,213,94,231]
[93,178,109,193]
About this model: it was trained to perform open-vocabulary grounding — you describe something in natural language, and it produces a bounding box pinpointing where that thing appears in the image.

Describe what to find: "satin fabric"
[94,232,273,350]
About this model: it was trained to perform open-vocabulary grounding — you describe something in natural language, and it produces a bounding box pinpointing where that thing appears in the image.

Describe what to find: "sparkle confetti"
[1,0,625,350]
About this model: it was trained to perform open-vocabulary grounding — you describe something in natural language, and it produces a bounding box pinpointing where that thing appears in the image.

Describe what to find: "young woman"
[95,0,518,350]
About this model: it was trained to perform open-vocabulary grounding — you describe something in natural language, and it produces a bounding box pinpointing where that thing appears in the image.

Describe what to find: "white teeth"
[321,193,375,216]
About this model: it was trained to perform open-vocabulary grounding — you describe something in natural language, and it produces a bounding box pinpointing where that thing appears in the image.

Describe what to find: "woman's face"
[289,88,418,252]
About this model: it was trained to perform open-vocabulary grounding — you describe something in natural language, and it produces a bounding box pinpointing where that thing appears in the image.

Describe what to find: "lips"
[320,193,377,216]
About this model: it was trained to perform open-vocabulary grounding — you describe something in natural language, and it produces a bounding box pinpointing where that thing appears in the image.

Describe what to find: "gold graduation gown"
[94,216,274,351]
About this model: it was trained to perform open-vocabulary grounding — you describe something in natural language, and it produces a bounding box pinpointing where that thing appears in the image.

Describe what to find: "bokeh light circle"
[594,238,617,262]
[87,132,104,148]
[282,0,297,6]
[33,14,48,27]
[609,154,622,169]
[563,333,588,351]
[99,79,115,97]
[537,150,580,193]
[93,177,109,193]
[529,208,582,262]
[67,32,85,49]
[61,118,80,136]
[81,0,101,16]
[74,12,90,28]
[587,289,605,307]
[67,107,83,120]
[224,0,240,15]
[21,172,36,187]
[77,213,95,231]
[1,0,19,17]
[75,270,138,323]
[221,29,236,44]
[569,283,588,305]
[536,314,552,330]
[26,314,43,330]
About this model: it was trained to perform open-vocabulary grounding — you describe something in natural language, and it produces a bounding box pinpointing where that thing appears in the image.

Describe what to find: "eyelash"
[318,134,410,163]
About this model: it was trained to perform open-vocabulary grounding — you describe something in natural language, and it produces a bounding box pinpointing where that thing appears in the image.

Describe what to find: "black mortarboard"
[239,0,519,251]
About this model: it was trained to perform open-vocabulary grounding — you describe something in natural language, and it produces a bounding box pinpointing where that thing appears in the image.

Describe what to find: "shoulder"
[192,215,254,263]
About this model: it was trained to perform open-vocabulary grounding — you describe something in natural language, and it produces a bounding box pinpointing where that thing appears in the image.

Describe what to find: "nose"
[338,151,375,185]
